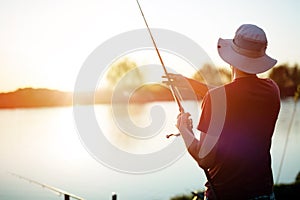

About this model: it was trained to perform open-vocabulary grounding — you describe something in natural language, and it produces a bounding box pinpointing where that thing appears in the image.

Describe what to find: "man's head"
[217,24,277,74]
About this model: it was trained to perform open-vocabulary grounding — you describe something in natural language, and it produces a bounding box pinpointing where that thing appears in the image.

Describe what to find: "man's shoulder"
[206,77,280,99]
[203,85,227,105]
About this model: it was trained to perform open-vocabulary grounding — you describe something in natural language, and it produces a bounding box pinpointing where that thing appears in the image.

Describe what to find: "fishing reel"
[166,117,193,138]
[166,133,181,138]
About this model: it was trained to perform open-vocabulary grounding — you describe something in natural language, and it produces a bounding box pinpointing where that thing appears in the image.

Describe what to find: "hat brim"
[217,38,277,74]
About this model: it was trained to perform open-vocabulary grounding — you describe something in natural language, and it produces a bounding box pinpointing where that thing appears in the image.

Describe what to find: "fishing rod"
[135,1,218,199]
[136,0,182,138]
[9,172,84,200]
[136,0,184,115]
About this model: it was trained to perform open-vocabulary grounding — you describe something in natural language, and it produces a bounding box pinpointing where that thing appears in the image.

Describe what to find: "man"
[175,24,281,199]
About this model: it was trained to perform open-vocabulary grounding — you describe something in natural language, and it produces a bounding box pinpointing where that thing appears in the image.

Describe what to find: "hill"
[0,88,72,108]
[0,85,176,108]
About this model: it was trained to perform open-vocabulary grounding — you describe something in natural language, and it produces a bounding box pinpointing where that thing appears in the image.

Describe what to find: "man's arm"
[186,77,210,98]
[177,112,216,169]
[162,74,211,99]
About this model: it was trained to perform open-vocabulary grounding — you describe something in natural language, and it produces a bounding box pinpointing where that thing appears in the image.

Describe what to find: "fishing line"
[275,85,300,184]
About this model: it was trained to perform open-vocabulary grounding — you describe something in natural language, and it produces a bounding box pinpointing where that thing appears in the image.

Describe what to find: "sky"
[0,0,299,92]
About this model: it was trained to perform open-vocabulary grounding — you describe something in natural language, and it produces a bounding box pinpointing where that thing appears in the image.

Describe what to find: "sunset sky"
[0,0,299,92]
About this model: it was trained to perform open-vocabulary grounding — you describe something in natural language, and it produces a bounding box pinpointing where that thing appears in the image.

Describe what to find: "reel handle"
[166,133,181,138]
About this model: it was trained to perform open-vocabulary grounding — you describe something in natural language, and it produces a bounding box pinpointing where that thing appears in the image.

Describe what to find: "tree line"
[269,63,300,98]
[105,59,300,101]
[192,63,300,99]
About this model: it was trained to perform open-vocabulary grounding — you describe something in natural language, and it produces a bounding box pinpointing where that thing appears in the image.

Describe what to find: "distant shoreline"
[0,83,298,109]
[0,86,175,108]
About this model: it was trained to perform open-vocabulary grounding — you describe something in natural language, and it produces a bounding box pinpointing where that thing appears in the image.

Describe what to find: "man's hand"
[176,112,195,149]
[162,73,210,99]
[162,73,190,88]
[176,112,193,132]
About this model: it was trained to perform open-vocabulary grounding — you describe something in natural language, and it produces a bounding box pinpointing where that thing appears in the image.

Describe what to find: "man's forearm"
[178,127,203,163]
[180,127,215,169]
[186,78,211,98]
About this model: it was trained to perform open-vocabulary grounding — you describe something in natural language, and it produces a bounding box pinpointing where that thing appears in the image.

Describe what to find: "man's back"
[176,24,280,200]
[199,76,281,199]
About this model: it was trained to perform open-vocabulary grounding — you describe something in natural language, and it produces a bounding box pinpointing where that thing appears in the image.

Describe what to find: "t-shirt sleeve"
[197,93,211,133]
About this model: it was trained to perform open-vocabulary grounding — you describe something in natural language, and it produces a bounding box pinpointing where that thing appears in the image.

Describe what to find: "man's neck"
[232,67,257,80]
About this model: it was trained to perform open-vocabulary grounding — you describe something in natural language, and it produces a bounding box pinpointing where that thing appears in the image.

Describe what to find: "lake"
[0,99,299,200]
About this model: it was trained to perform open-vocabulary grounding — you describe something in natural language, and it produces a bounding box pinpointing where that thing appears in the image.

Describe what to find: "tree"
[192,63,231,86]
[269,64,299,98]
[105,57,144,90]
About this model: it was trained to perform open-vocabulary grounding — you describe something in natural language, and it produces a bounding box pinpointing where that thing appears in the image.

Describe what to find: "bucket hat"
[217,24,277,74]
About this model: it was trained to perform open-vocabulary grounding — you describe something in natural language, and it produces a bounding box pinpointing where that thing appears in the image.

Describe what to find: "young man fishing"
[172,24,281,199]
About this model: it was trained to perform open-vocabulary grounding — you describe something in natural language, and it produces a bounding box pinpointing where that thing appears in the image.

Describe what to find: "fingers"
[162,73,187,87]
[162,80,171,85]
[177,112,191,119]
[176,112,193,130]
[162,73,183,80]
[162,74,175,85]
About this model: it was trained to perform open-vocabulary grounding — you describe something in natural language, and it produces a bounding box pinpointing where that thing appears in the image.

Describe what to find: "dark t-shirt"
[197,76,280,199]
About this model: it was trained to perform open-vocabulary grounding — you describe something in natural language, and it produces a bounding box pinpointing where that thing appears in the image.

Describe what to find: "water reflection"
[95,103,178,154]
[0,99,299,199]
